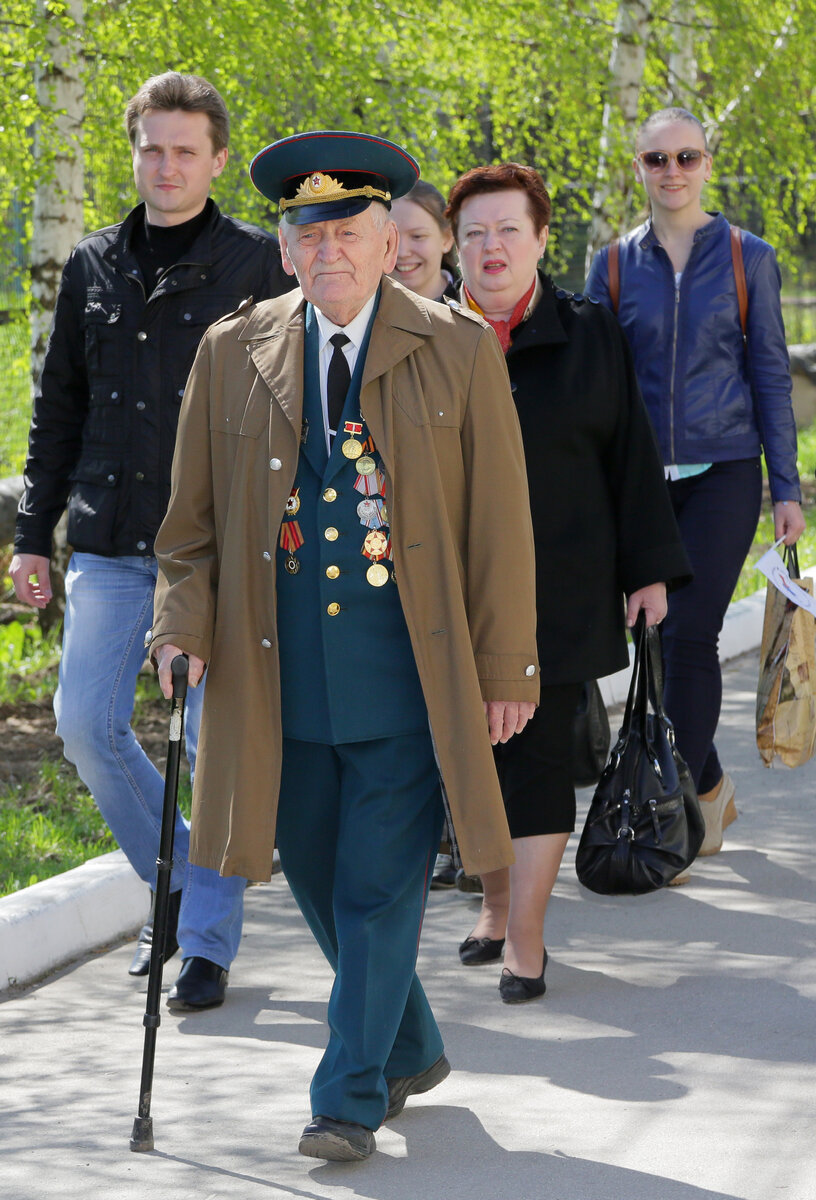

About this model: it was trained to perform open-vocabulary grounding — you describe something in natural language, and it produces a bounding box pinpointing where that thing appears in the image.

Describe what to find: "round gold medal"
[285,493,301,515]
[363,529,388,558]
[341,438,362,460]
[366,562,389,587]
[355,455,376,476]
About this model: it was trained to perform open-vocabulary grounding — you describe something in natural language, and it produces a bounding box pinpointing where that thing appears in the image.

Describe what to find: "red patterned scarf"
[463,279,536,353]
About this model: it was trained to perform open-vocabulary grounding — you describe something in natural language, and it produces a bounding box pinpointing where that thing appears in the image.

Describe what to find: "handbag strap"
[619,611,649,739]
[784,540,801,579]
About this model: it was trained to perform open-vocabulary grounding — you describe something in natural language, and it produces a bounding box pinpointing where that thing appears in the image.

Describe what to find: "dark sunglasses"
[638,148,706,172]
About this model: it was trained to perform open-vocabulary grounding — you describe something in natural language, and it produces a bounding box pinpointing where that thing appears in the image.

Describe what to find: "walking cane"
[129,653,188,1153]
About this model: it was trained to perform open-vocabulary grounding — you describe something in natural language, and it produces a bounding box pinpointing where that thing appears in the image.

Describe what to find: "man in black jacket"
[10,72,293,1010]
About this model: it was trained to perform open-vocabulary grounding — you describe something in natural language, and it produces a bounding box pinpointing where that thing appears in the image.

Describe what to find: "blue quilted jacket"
[586,212,800,502]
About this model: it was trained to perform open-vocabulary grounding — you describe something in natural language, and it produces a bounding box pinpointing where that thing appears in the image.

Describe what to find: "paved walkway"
[1,652,814,1200]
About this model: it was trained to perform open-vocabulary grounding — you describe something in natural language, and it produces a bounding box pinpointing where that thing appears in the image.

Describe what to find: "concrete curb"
[0,849,148,990]
[0,577,793,992]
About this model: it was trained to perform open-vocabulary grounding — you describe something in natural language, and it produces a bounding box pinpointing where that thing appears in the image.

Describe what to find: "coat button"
[525,664,536,676]
[111,390,119,400]
[322,487,337,502]
[263,551,271,561]
[135,471,144,481]
[324,527,339,541]
[326,565,340,579]
[137,331,147,341]
[261,638,272,648]
[136,540,147,551]
[183,312,192,321]
[136,400,146,411]
[327,602,341,616]
[107,474,116,483]
[269,458,282,470]
[144,629,153,646]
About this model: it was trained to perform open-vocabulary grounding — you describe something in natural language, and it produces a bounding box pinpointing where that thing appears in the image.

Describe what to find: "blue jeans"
[54,552,245,970]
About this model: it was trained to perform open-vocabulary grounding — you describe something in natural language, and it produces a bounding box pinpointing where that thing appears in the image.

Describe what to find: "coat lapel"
[241,292,306,443]
[360,278,434,469]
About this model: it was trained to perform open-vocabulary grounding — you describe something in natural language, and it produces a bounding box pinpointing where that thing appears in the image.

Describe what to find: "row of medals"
[279,420,394,587]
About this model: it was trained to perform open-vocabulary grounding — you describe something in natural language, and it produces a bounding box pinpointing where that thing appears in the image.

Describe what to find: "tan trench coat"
[151,276,539,880]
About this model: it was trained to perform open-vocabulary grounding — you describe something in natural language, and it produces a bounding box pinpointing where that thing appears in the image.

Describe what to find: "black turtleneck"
[130,198,213,295]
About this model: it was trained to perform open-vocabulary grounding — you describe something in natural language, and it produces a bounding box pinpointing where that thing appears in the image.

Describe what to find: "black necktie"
[327,333,351,434]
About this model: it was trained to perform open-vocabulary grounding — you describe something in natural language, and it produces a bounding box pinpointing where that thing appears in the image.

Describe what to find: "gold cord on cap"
[279,171,391,211]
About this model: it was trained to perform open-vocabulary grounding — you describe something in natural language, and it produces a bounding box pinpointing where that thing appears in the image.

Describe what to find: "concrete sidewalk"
[1,650,814,1200]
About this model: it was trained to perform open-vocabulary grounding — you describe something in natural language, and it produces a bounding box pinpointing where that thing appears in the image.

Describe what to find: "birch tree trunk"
[29,0,85,628]
[585,0,654,272]
[668,0,698,107]
[30,0,85,395]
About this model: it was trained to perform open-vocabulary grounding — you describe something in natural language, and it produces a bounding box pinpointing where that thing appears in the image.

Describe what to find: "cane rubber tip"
[130,1116,154,1152]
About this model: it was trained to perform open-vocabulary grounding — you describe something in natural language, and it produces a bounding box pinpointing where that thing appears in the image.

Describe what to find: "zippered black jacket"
[15,200,293,558]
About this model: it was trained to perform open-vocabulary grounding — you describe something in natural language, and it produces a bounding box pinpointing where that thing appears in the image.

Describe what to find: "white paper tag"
[756,538,816,618]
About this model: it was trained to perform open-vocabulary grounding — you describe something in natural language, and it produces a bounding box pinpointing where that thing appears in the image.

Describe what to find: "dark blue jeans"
[662,458,762,793]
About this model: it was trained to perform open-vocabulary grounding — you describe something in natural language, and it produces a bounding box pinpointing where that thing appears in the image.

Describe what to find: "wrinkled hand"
[773,500,805,546]
[483,700,536,745]
[10,553,52,609]
[155,643,206,699]
[626,582,667,629]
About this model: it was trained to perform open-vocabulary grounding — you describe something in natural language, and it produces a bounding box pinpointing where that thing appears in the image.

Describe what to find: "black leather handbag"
[575,614,705,895]
[573,680,611,787]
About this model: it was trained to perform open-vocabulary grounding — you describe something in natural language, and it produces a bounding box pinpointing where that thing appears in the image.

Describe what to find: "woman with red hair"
[447,163,690,1002]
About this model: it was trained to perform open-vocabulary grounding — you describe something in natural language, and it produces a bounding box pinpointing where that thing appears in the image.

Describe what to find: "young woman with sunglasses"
[586,107,804,879]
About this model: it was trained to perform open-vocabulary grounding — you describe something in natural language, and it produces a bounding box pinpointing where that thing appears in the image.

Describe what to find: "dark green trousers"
[276,731,445,1130]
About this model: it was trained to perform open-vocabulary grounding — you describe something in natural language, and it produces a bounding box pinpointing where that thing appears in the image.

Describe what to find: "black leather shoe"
[167,956,228,1011]
[385,1053,451,1120]
[298,1115,375,1161]
[128,888,181,976]
[458,935,505,966]
[499,949,548,1004]
[455,868,483,894]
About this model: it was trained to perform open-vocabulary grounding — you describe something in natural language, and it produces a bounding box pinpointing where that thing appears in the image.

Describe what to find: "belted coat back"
[151,277,540,881]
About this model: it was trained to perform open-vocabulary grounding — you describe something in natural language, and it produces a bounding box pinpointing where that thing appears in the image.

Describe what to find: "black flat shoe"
[299,1115,375,1161]
[167,956,228,1011]
[459,935,505,966]
[128,888,181,976]
[499,948,548,1004]
[385,1053,451,1120]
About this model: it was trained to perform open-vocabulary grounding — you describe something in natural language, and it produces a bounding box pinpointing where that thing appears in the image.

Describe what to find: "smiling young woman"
[586,107,805,878]
[389,181,458,302]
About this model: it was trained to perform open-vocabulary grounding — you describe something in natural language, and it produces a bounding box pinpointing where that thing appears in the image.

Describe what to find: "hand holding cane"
[130,653,188,1153]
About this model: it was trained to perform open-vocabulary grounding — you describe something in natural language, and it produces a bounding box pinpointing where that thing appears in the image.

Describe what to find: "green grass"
[0,762,117,894]
[0,620,191,897]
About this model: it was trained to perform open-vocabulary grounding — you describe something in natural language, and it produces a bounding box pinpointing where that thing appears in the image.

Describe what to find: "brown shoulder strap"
[608,239,620,313]
[730,225,748,337]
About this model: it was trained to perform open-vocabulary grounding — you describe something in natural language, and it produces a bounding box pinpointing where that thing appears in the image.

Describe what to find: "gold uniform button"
[327,602,341,616]
[322,487,338,502]
[324,526,339,541]
[326,565,340,579]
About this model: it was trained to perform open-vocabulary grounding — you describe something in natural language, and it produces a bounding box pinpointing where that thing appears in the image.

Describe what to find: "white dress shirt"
[313,292,378,453]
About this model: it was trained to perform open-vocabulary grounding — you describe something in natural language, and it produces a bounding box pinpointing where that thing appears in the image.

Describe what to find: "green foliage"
[1,0,813,278]
[0,313,32,474]
[0,620,61,703]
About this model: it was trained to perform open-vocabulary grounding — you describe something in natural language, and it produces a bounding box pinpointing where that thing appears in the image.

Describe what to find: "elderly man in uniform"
[149,131,539,1162]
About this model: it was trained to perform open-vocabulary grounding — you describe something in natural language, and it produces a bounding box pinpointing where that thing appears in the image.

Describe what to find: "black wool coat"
[505,273,691,684]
